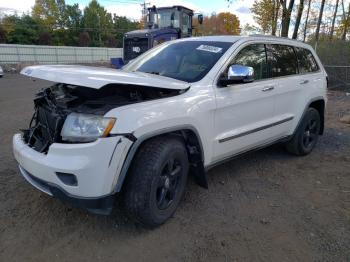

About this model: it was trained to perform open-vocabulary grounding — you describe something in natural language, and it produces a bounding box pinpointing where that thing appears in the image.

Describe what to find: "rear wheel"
[123,136,189,227]
[286,108,321,156]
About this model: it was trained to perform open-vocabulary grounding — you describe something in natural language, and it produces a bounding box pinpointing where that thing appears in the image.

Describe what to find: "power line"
[0,24,138,33]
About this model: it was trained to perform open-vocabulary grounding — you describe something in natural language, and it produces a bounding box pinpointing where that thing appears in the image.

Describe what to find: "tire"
[122,136,189,227]
[286,107,321,156]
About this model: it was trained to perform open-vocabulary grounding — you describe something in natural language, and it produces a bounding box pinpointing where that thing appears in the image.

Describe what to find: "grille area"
[124,37,149,62]
[23,106,65,153]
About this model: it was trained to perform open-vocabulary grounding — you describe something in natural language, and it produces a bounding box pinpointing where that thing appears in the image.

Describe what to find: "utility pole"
[140,1,150,28]
[141,1,150,19]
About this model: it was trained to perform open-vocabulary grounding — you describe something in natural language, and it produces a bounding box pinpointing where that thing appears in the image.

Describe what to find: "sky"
[0,0,256,25]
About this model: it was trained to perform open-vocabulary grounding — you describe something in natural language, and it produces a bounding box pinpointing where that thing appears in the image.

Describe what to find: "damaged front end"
[23,83,184,153]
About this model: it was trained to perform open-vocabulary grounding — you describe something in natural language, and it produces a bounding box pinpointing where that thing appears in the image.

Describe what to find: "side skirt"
[205,135,292,172]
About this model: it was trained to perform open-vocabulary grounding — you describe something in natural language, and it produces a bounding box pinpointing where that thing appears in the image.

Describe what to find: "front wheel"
[122,136,189,227]
[286,107,321,156]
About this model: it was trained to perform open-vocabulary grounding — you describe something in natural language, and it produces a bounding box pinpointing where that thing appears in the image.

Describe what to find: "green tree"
[56,0,66,27]
[82,0,113,47]
[79,32,91,46]
[32,0,60,29]
[4,15,43,44]
[63,4,82,45]
[113,15,139,47]
[38,31,52,45]
[0,0,145,47]
[0,26,7,43]
[251,0,280,35]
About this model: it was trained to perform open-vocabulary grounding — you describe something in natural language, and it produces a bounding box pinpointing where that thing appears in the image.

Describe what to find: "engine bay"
[22,83,184,153]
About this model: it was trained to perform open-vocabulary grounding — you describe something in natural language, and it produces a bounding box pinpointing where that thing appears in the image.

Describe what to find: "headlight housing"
[61,113,116,142]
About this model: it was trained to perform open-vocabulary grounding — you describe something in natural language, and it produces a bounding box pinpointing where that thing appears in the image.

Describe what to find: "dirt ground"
[0,74,349,262]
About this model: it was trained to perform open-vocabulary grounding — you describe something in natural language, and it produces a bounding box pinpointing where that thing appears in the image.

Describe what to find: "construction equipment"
[122,5,203,64]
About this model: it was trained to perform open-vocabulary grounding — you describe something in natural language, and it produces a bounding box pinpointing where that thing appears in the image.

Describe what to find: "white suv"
[13,36,327,226]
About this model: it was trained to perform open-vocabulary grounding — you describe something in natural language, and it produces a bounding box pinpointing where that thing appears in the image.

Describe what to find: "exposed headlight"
[61,113,116,142]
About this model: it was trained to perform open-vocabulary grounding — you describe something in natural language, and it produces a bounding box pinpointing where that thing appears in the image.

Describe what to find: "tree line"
[249,0,350,41]
[0,0,140,47]
[193,12,241,35]
[0,0,242,47]
[1,0,348,47]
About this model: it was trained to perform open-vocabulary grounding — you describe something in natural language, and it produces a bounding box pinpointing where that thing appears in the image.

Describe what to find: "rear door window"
[295,47,319,73]
[266,44,298,77]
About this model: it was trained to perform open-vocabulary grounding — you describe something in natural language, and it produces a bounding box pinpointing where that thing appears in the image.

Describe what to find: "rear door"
[267,45,323,137]
[265,44,303,137]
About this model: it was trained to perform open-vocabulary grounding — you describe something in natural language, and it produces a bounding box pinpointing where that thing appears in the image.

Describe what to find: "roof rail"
[249,34,305,43]
[249,34,284,38]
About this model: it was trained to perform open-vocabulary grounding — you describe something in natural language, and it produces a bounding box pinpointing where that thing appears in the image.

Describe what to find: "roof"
[175,35,312,49]
[148,5,193,13]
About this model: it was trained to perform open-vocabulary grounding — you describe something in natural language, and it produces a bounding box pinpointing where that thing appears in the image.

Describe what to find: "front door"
[212,43,277,163]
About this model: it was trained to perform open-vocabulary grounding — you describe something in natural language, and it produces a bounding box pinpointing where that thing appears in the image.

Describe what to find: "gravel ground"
[0,74,349,262]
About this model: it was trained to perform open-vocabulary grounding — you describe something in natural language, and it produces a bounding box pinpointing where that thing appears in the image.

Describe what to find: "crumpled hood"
[20,65,190,90]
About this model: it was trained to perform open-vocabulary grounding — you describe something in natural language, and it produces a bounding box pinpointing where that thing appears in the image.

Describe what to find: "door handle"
[262,86,274,92]
[300,80,309,85]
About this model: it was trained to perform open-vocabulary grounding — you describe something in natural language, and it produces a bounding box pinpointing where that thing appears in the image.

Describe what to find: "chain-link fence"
[314,40,350,90]
[324,65,350,90]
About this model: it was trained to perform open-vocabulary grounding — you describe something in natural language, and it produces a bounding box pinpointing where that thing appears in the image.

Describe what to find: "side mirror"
[219,65,254,87]
[198,14,203,25]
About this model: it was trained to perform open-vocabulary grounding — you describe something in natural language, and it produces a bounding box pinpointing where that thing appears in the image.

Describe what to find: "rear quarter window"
[295,47,319,73]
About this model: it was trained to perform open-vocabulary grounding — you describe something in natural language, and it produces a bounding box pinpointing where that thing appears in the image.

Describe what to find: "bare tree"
[315,0,326,41]
[341,1,350,40]
[303,0,312,42]
[292,0,305,39]
[272,0,280,36]
[330,0,340,39]
[280,0,295,37]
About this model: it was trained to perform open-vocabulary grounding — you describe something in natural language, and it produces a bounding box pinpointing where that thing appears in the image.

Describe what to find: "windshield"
[123,41,233,83]
[149,9,179,28]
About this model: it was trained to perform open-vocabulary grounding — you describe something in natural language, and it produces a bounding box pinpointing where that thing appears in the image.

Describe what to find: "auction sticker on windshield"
[196,45,223,53]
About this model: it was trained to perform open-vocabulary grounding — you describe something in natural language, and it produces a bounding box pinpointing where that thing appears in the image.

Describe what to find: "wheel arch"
[308,98,325,135]
[114,125,207,193]
[294,97,325,136]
